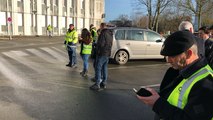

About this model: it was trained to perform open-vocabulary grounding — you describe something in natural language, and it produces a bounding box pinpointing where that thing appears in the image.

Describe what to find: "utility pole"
[7,0,12,40]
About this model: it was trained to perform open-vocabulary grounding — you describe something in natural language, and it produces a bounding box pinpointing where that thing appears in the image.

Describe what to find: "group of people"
[63,21,213,119]
[137,21,213,120]
[63,23,113,91]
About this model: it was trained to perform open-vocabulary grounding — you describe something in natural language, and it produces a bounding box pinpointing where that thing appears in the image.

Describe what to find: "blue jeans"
[81,54,90,72]
[67,46,77,65]
[95,56,109,85]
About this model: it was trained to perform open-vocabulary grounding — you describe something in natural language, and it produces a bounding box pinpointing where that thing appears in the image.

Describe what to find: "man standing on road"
[90,23,113,91]
[178,21,205,57]
[64,24,78,68]
[90,24,98,72]
[90,24,98,43]
[47,24,52,37]
[137,31,213,120]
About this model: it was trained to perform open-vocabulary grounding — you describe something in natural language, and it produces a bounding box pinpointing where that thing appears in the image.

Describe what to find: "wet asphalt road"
[0,36,169,120]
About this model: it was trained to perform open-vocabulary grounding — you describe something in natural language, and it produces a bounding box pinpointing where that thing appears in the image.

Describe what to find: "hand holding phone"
[133,88,152,97]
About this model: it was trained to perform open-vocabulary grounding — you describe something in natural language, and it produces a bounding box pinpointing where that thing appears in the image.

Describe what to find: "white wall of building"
[0,0,105,36]
[0,12,6,35]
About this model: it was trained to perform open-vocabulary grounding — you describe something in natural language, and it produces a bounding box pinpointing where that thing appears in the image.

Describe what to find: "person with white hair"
[178,21,205,57]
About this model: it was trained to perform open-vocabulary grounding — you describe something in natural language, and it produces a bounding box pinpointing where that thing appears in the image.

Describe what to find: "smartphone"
[133,88,152,97]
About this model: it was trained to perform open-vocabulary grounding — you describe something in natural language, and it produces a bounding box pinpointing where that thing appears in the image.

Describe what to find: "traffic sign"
[7,17,12,22]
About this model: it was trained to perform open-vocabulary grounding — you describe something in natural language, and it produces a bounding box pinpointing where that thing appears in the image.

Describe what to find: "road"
[0,36,169,120]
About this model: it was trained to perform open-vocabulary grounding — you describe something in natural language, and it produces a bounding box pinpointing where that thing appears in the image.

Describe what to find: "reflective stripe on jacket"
[82,43,92,54]
[167,65,213,120]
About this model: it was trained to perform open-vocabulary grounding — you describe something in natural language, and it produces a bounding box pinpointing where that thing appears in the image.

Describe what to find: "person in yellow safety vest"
[47,25,52,37]
[137,31,213,120]
[79,28,93,77]
[90,24,98,43]
[64,24,78,68]
[89,24,98,79]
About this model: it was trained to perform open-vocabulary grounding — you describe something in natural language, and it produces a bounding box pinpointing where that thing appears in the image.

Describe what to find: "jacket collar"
[180,58,208,79]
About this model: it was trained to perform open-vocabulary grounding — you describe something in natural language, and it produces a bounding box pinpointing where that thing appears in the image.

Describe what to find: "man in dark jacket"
[178,21,205,57]
[137,31,213,120]
[90,23,113,91]
[198,26,213,68]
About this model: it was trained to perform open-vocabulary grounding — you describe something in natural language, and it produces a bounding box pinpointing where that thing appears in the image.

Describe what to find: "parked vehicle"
[109,27,165,65]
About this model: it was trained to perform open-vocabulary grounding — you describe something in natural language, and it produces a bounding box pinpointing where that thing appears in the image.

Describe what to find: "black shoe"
[66,63,71,67]
[71,64,77,68]
[80,71,88,77]
[100,82,106,89]
[80,71,84,75]
[91,77,96,82]
[90,84,100,91]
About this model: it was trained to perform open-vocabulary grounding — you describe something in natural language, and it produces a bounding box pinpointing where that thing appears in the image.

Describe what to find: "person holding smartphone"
[136,31,213,120]
[79,28,92,77]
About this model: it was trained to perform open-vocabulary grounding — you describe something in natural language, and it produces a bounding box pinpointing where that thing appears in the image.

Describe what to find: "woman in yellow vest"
[79,28,92,77]
[137,31,213,120]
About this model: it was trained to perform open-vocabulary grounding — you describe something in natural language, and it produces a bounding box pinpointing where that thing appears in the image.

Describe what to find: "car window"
[145,31,161,42]
[126,30,144,41]
[115,30,125,40]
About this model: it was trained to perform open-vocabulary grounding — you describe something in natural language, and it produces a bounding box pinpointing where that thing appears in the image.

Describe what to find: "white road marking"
[0,56,30,87]
[10,51,28,57]
[26,48,57,63]
[51,47,67,56]
[108,64,168,70]
[40,47,67,62]
[2,51,43,73]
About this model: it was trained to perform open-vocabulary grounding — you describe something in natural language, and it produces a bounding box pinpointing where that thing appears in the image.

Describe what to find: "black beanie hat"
[160,31,195,56]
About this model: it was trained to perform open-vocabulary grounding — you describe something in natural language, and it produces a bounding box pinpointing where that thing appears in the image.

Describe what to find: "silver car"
[109,27,165,65]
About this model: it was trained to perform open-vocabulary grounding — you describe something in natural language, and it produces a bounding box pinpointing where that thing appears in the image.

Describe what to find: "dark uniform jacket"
[96,28,113,57]
[153,58,213,120]
[205,39,213,68]
[194,36,205,57]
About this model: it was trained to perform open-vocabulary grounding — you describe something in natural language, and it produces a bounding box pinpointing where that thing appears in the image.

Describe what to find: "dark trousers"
[67,46,77,65]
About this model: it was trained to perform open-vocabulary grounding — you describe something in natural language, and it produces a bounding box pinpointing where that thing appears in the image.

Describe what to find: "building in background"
[0,0,105,36]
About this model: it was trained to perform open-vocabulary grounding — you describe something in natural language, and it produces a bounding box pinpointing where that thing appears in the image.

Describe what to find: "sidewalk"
[0,35,64,41]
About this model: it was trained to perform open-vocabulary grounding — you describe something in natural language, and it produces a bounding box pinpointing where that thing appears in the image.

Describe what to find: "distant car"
[109,27,165,65]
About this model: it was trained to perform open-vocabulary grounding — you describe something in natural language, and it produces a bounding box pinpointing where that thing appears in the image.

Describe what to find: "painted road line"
[26,48,57,63]
[40,47,66,62]
[2,51,43,73]
[108,64,169,70]
[0,56,30,87]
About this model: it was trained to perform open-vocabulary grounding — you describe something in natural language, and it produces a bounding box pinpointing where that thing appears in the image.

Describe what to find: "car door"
[144,31,164,58]
[125,30,146,59]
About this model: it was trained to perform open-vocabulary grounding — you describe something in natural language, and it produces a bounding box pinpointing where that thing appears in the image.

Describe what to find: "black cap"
[160,31,195,56]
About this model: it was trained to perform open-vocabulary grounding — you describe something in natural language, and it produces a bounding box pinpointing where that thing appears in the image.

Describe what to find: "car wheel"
[115,50,129,65]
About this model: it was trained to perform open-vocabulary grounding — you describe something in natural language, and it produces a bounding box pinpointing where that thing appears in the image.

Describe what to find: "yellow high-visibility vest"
[65,29,78,44]
[82,43,92,54]
[167,65,213,119]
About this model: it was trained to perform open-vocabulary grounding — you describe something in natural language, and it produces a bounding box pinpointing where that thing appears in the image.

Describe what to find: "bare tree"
[136,0,173,31]
[178,0,213,29]
[132,15,148,28]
